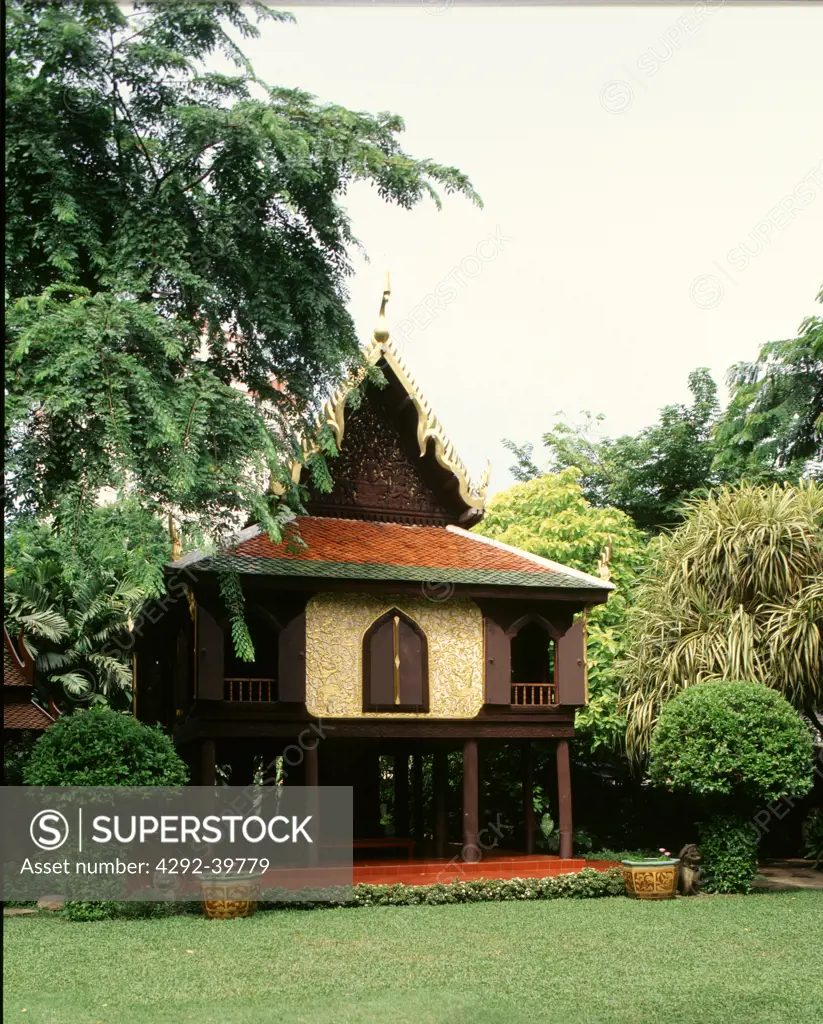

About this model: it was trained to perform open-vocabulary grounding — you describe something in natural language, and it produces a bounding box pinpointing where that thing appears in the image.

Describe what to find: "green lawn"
[4,892,823,1024]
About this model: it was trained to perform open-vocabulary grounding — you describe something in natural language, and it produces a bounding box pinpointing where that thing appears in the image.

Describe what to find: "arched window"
[509,617,557,706]
[223,607,280,702]
[363,609,429,713]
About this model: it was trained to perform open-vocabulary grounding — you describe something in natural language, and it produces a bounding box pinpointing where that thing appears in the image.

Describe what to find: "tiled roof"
[177,518,612,593]
[4,630,32,687]
[4,699,53,731]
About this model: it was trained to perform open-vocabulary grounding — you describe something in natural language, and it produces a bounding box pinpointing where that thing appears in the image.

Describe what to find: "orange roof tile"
[4,630,32,688]
[234,518,551,574]
[4,699,53,731]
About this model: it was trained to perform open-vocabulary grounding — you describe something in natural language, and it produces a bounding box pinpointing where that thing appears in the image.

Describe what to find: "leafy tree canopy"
[5,0,480,543]
[715,285,823,482]
[504,368,722,532]
[474,468,651,753]
[620,482,823,762]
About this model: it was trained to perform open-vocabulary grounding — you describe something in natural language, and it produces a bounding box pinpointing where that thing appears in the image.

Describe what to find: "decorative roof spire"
[373,270,391,343]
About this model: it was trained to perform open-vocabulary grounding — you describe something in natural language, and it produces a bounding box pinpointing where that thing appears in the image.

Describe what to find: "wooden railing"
[511,682,557,707]
[224,678,278,702]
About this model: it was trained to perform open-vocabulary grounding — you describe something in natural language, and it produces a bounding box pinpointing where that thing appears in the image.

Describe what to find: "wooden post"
[462,739,479,862]
[412,751,424,843]
[304,738,319,865]
[523,741,536,855]
[556,739,573,859]
[304,738,319,787]
[200,739,216,787]
[394,749,410,837]
[433,748,448,859]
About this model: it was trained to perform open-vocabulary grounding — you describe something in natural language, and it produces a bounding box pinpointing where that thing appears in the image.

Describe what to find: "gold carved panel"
[305,593,484,718]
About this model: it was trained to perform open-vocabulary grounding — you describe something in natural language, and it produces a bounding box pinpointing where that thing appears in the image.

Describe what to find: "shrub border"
[60,868,626,921]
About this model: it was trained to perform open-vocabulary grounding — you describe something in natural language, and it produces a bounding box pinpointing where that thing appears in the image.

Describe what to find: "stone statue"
[678,843,702,896]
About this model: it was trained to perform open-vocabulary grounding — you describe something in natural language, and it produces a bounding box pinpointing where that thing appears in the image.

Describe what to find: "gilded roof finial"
[373,270,391,344]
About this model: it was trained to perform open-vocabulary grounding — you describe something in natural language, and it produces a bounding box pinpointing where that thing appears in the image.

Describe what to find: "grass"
[4,891,823,1024]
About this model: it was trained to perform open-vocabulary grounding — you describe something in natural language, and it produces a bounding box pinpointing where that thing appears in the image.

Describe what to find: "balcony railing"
[224,678,278,702]
[511,682,557,707]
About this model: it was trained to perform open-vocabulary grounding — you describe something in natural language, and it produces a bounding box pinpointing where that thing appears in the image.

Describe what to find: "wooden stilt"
[304,738,319,787]
[433,747,448,858]
[200,739,216,787]
[462,739,479,862]
[412,751,424,843]
[394,749,410,837]
[523,740,536,855]
[556,738,573,859]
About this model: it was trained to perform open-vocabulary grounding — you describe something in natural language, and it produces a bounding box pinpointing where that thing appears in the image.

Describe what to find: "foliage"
[802,807,823,868]
[504,369,724,531]
[3,736,39,786]
[697,814,760,894]
[716,285,823,481]
[218,567,255,662]
[476,468,651,753]
[23,706,189,786]
[3,510,166,706]
[581,848,657,862]
[62,900,190,922]
[648,681,814,805]
[621,483,823,760]
[5,0,479,545]
[650,682,814,892]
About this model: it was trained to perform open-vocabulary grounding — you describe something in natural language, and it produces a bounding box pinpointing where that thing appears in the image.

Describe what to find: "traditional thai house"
[3,627,55,738]
[135,286,613,866]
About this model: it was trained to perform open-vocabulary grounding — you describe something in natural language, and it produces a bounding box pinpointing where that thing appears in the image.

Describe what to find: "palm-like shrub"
[649,681,814,891]
[5,528,147,708]
[620,482,823,761]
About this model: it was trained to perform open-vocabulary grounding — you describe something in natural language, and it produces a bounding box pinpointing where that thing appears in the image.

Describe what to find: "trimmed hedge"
[698,814,760,894]
[649,681,814,804]
[24,706,188,787]
[61,868,626,920]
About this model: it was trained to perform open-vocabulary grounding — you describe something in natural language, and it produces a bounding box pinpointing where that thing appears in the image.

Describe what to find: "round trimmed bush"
[649,681,814,892]
[23,706,189,786]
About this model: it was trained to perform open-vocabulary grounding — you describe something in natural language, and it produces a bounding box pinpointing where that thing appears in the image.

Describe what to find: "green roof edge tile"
[180,555,602,591]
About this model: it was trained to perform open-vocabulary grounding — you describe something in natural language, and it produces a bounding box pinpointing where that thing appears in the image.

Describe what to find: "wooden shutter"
[197,605,224,701]
[278,611,306,703]
[484,616,510,704]
[556,619,587,706]
[367,617,395,707]
[398,618,425,707]
[363,611,428,711]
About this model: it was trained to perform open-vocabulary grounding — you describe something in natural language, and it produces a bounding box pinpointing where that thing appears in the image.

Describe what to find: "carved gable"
[306,386,457,525]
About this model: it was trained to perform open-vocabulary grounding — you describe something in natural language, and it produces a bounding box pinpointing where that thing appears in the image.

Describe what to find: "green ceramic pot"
[621,858,680,900]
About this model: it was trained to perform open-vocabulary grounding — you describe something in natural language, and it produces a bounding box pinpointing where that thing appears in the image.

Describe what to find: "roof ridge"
[445,525,615,590]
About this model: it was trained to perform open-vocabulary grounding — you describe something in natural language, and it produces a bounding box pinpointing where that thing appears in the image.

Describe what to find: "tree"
[5,0,480,544]
[475,468,651,753]
[649,681,814,891]
[715,284,823,482]
[620,482,823,762]
[504,368,722,531]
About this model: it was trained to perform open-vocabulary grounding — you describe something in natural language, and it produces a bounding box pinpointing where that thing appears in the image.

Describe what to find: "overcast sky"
[220,2,822,492]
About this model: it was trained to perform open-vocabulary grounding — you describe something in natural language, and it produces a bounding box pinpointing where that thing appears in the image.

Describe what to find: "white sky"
[224,2,823,491]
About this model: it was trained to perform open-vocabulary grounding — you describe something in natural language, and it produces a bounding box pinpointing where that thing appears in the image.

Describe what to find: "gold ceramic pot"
[200,874,260,919]
[621,859,679,900]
